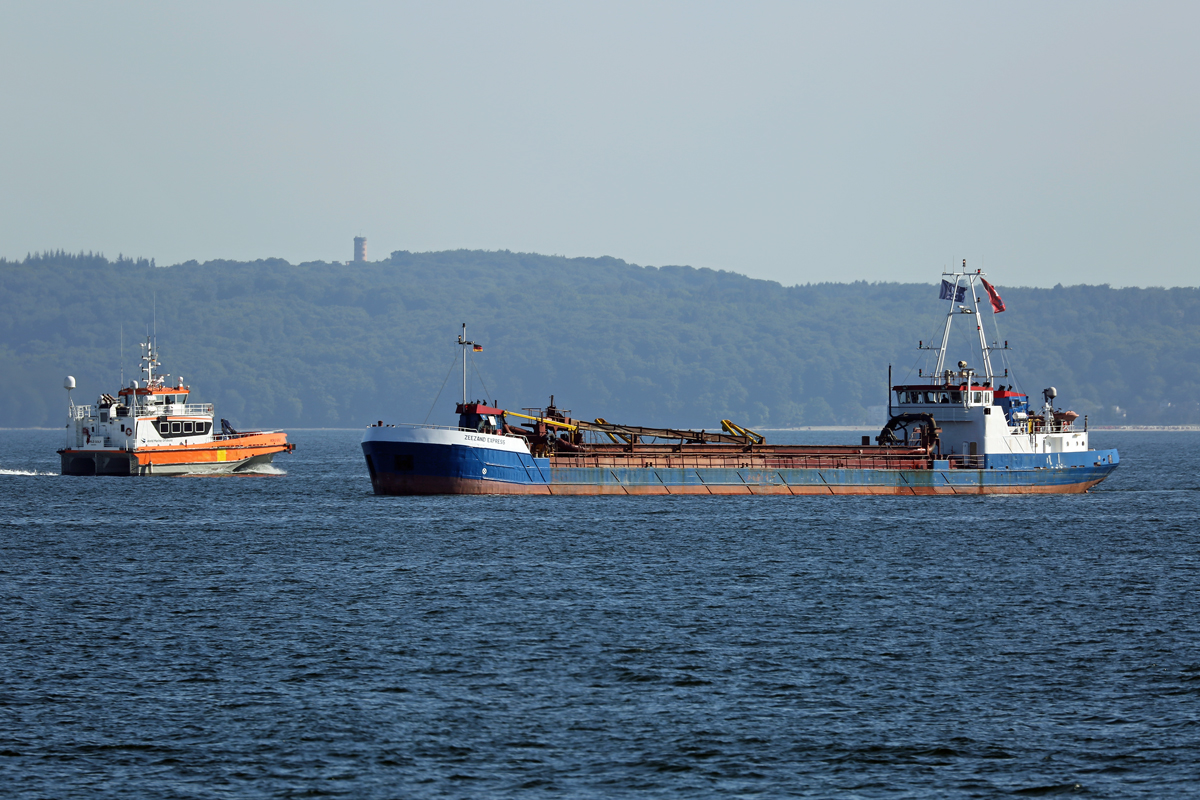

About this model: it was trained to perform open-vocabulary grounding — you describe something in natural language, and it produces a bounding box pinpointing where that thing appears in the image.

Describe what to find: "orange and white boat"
[58,336,294,476]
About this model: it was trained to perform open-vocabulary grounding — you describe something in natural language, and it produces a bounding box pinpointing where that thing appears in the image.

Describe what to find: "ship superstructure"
[362,270,1117,495]
[58,336,294,476]
[886,264,1105,470]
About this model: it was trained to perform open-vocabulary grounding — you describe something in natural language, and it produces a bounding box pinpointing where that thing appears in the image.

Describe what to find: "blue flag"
[940,280,965,302]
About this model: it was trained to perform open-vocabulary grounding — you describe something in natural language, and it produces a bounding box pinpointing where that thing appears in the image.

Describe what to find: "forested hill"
[1,250,1197,429]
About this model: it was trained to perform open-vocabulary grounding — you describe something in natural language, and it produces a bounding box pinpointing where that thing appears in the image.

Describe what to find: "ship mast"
[457,323,478,406]
[139,335,161,389]
[931,260,995,385]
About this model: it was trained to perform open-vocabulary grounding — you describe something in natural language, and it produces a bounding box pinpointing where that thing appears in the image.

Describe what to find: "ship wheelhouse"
[894,385,996,407]
[456,402,506,434]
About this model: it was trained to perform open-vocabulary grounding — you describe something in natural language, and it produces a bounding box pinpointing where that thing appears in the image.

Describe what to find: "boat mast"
[969,269,994,383]
[932,272,959,378]
[932,260,995,384]
[140,335,158,387]
[457,323,478,406]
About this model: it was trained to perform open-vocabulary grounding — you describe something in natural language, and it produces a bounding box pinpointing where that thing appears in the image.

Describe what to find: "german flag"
[473,344,483,352]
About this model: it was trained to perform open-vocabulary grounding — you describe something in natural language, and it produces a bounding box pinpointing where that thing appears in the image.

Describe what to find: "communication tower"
[353,236,367,263]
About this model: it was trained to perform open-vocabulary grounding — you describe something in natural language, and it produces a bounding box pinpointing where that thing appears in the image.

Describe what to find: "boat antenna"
[120,323,124,390]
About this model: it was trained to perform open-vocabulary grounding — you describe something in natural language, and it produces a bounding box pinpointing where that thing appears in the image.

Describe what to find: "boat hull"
[60,433,293,476]
[362,431,1119,496]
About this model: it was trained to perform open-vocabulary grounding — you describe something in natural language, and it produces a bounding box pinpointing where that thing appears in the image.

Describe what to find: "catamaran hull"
[361,437,1120,496]
[60,434,292,476]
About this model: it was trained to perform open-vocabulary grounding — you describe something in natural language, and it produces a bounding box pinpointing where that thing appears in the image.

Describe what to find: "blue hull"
[362,440,1120,495]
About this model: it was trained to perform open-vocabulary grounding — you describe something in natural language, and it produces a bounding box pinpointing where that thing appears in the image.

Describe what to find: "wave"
[239,464,287,476]
[0,468,54,476]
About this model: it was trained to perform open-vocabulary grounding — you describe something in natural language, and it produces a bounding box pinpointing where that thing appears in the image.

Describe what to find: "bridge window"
[171,422,181,434]
[183,421,193,433]
[973,392,982,403]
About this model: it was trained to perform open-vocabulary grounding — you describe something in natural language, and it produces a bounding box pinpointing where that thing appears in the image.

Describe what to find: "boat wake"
[239,464,287,476]
[0,469,54,476]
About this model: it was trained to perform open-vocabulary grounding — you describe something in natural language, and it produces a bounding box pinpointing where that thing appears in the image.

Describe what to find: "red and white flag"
[980,277,1005,313]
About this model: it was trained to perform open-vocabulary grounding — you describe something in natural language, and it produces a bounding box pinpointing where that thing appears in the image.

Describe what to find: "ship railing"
[135,402,215,416]
[176,403,214,416]
[1015,419,1078,435]
[70,405,95,420]
[214,430,283,441]
[382,422,528,439]
[948,455,986,469]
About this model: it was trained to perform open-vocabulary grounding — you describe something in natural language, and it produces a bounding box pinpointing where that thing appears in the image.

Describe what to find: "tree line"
[1,249,1196,429]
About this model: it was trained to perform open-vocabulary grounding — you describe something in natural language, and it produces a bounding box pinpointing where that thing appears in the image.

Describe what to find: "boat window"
[183,421,193,433]
[950,391,962,403]
[171,421,181,433]
[973,392,982,403]
[158,421,169,434]
[938,392,950,403]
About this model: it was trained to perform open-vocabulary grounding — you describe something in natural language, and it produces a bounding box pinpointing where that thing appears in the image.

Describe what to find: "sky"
[1,1,1197,287]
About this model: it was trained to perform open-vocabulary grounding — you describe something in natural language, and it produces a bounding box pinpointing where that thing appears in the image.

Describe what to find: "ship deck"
[549,443,933,471]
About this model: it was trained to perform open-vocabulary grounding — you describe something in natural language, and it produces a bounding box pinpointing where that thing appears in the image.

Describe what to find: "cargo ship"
[58,336,294,476]
[362,266,1118,495]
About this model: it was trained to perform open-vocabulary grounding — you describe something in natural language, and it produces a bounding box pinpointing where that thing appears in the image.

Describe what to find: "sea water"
[1,429,1197,798]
